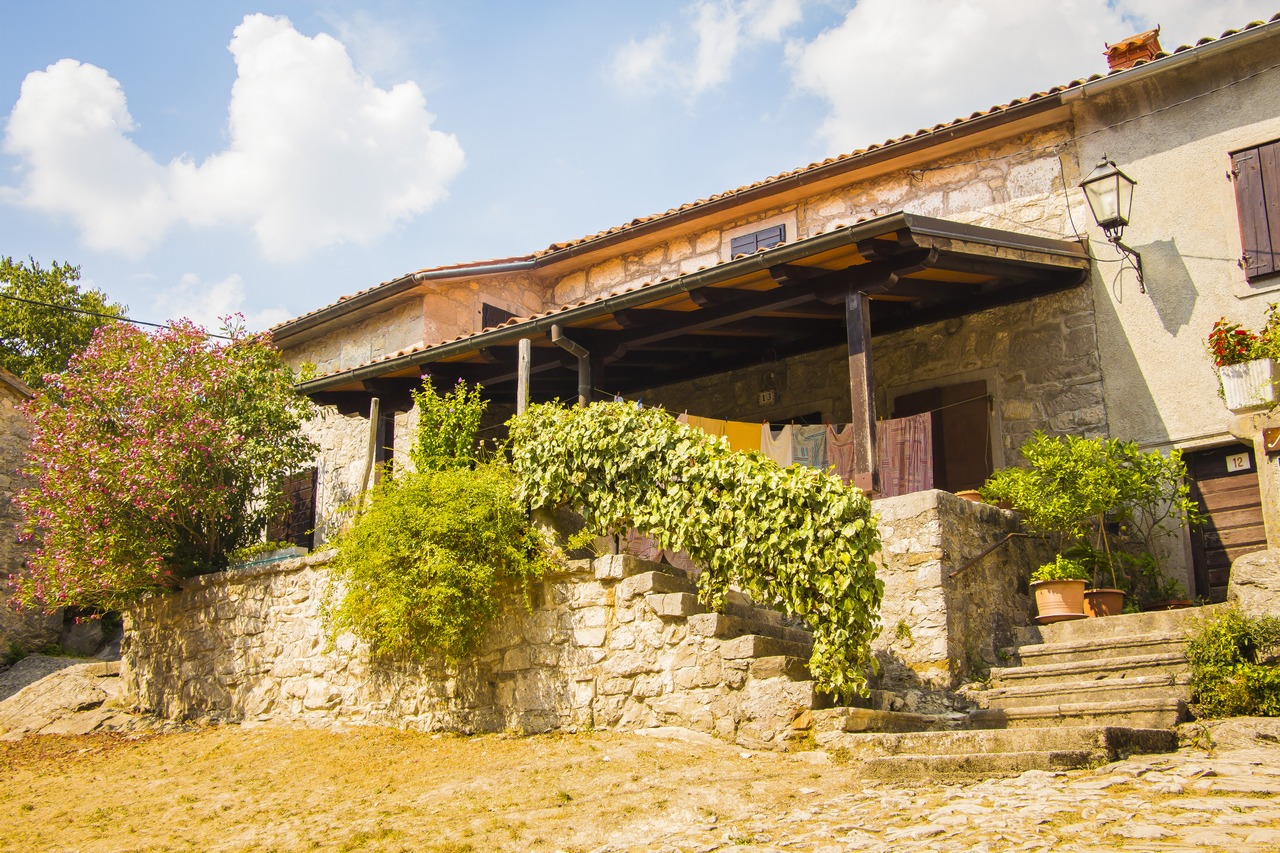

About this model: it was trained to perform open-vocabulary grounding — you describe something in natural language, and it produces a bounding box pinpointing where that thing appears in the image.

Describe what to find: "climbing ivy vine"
[508,402,883,699]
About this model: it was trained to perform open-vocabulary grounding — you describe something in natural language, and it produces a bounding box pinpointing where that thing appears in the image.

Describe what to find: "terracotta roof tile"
[284,14,1279,338]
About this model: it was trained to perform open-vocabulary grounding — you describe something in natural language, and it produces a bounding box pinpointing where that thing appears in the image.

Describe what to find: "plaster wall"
[1070,38,1280,548]
[1072,39,1280,452]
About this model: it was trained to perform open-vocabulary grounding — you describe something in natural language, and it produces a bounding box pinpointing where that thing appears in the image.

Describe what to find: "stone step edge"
[990,651,1188,683]
[1004,631,1192,661]
[688,611,814,645]
[983,672,1188,701]
[845,750,1103,779]
[970,696,1186,724]
[720,634,814,661]
[816,725,1177,757]
[812,706,961,734]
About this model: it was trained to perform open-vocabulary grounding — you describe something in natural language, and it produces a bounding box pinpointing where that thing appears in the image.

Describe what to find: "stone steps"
[814,706,963,735]
[990,651,1190,686]
[982,670,1190,711]
[688,612,815,648]
[970,697,1187,730]
[1006,632,1191,666]
[820,725,1176,780]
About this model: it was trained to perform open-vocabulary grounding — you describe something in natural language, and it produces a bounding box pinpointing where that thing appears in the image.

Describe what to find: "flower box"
[1220,357,1277,412]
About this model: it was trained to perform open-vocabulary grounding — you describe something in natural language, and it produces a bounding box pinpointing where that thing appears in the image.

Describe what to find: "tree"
[0,257,125,387]
[13,319,317,611]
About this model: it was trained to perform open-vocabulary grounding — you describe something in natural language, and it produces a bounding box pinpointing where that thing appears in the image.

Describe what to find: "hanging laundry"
[876,413,934,498]
[762,424,794,466]
[683,415,727,438]
[826,423,857,486]
[722,420,760,454]
[791,425,827,470]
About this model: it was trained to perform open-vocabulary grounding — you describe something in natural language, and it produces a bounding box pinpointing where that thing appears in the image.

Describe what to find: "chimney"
[1105,27,1163,71]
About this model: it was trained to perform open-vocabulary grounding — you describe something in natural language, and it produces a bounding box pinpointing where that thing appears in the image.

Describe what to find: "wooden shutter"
[729,224,786,257]
[892,379,991,492]
[1231,140,1280,280]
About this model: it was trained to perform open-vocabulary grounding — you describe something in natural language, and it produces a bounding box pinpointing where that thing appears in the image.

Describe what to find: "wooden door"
[1187,444,1268,602]
[893,380,992,492]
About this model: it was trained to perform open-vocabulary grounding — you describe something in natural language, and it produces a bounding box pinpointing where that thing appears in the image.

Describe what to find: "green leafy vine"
[508,401,883,699]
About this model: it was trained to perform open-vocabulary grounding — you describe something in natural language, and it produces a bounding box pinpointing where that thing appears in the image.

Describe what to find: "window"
[481,302,517,330]
[729,224,785,257]
[268,467,318,549]
[1231,139,1280,281]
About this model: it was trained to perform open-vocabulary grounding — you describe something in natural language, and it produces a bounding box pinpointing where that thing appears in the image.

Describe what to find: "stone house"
[271,15,1280,605]
[0,367,59,651]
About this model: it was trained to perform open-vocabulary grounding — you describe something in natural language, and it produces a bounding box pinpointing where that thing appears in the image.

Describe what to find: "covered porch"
[299,212,1093,497]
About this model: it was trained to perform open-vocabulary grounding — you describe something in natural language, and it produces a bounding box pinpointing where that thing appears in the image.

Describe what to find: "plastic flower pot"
[1220,357,1277,412]
[1083,588,1125,618]
[1031,579,1087,623]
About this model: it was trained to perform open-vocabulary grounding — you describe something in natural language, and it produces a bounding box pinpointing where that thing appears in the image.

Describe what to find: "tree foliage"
[325,385,548,662]
[508,401,883,700]
[13,320,316,611]
[0,257,125,387]
[981,432,1200,589]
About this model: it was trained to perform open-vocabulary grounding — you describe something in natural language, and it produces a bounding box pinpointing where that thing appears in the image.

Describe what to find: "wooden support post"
[516,338,531,415]
[846,290,880,494]
[360,396,381,497]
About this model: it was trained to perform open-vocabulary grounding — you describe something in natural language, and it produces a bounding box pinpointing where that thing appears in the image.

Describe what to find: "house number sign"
[1226,451,1253,473]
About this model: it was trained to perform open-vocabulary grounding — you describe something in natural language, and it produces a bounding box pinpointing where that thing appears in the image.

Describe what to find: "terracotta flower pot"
[1031,579,1087,624]
[1084,588,1125,618]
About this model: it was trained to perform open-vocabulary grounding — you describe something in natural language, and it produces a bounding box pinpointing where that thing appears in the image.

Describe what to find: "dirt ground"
[3,722,1280,853]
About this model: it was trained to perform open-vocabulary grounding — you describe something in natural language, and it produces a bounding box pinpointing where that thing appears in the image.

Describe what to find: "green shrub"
[1030,555,1090,582]
[1187,607,1280,718]
[508,401,882,700]
[324,463,549,662]
[410,377,487,471]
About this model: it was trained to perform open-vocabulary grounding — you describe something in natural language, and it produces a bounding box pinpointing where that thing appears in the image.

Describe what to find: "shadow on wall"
[1104,237,1197,337]
[1089,262,1170,446]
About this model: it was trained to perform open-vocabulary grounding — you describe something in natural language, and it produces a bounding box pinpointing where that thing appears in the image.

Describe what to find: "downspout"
[551,324,590,407]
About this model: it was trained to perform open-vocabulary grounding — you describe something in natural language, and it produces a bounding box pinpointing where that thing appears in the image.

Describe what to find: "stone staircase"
[809,605,1219,778]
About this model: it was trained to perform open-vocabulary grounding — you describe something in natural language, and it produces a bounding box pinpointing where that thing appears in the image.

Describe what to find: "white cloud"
[788,0,1279,155]
[2,14,465,261]
[612,0,803,98]
[155,272,292,333]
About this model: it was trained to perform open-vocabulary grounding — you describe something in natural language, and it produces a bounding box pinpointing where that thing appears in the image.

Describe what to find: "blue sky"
[1,1,1275,331]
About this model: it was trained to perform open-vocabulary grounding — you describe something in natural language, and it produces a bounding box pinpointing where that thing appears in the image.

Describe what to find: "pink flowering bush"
[11,319,316,611]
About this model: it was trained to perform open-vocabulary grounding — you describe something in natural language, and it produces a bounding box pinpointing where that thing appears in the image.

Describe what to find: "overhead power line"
[0,292,232,340]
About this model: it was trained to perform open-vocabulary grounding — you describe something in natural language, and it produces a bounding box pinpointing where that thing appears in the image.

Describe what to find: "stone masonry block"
[617,571,693,601]
[647,593,700,619]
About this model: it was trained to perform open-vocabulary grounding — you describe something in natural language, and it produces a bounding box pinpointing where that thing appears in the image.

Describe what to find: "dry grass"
[0,725,862,853]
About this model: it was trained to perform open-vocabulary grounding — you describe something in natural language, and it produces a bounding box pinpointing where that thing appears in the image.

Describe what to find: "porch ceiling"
[303,212,1090,409]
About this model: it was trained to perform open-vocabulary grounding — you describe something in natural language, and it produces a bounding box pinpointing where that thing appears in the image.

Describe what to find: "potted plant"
[1030,555,1090,623]
[1207,303,1278,412]
[983,433,1203,621]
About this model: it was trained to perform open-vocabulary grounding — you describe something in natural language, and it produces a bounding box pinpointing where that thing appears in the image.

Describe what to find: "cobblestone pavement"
[589,720,1280,853]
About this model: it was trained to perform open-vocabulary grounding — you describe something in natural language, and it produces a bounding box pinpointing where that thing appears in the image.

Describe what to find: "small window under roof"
[729,224,785,257]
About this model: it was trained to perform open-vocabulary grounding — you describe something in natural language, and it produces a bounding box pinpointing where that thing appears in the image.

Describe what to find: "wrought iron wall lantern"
[1079,155,1145,292]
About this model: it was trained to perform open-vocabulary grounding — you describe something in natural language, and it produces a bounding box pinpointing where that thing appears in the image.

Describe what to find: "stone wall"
[123,490,1043,739]
[872,490,1049,702]
[123,553,820,749]
[0,376,59,650]
[550,127,1076,309]
[642,284,1106,462]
